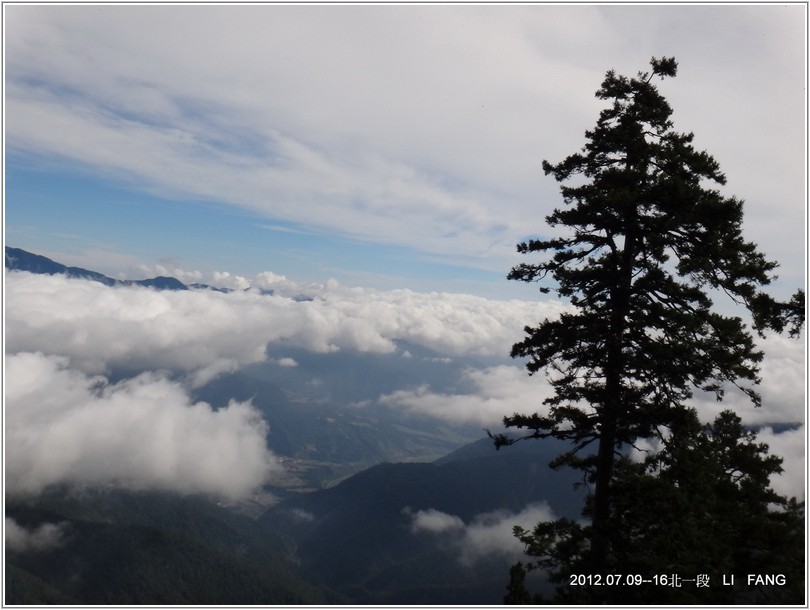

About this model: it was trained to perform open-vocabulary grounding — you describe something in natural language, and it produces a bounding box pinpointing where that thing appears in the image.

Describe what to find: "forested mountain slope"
[259,436,584,604]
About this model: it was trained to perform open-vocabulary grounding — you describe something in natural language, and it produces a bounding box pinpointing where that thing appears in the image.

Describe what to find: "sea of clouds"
[4,270,564,499]
[5,269,805,501]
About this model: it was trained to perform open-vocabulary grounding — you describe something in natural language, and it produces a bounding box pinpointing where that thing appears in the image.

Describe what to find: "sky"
[3,3,806,299]
[2,4,807,506]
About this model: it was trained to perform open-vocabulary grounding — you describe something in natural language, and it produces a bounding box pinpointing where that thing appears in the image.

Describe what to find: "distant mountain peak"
[4,246,228,292]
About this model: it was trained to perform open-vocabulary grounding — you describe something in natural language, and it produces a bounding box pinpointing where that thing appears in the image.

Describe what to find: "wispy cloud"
[407,503,557,566]
[409,508,465,534]
[5,5,804,286]
[379,365,553,427]
[5,518,69,554]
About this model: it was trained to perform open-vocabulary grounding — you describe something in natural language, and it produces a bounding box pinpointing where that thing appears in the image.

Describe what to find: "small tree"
[494,56,801,575]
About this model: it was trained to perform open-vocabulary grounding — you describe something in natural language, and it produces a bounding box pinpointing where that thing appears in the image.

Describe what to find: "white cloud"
[380,364,554,427]
[689,331,806,427]
[137,261,203,285]
[461,504,557,565]
[271,357,299,368]
[5,518,69,554]
[252,271,301,295]
[5,271,566,378]
[4,271,271,376]
[408,508,465,534]
[628,425,805,502]
[9,269,799,427]
[756,426,806,501]
[379,331,804,498]
[757,333,806,421]
[407,503,557,566]
[4,352,280,499]
[185,358,240,390]
[303,283,568,358]
[288,508,315,523]
[381,330,805,430]
[212,271,251,291]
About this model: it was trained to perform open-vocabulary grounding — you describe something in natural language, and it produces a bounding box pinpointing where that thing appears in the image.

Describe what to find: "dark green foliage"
[5,564,79,605]
[509,410,805,604]
[503,562,536,604]
[5,488,337,605]
[750,288,806,338]
[501,56,799,573]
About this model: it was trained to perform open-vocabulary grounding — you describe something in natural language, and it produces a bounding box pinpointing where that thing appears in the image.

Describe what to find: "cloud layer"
[5,271,566,376]
[5,270,803,500]
[4,270,563,498]
[5,351,279,499]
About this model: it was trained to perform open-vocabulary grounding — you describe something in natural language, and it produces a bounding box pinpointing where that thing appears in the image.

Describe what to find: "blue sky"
[3,3,806,299]
[6,156,500,293]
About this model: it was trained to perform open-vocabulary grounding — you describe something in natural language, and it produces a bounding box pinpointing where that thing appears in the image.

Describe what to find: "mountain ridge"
[257,435,585,603]
[4,246,228,292]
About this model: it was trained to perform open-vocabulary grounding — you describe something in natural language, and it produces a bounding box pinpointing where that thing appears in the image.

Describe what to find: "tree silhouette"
[509,409,805,604]
[493,56,803,579]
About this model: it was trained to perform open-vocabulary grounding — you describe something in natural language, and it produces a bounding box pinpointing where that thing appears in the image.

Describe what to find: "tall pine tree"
[495,57,799,577]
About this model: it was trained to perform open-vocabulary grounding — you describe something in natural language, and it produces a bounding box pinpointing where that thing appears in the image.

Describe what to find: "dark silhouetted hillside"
[5,488,339,605]
[259,435,585,604]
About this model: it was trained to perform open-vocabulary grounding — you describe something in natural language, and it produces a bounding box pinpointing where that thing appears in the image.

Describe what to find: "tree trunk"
[590,410,617,574]
[590,191,639,573]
